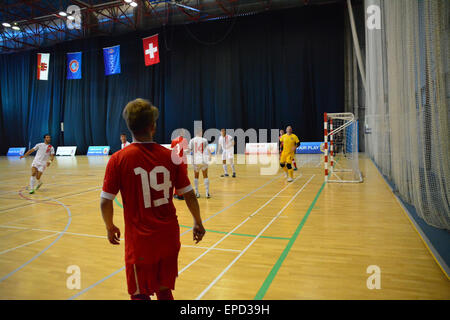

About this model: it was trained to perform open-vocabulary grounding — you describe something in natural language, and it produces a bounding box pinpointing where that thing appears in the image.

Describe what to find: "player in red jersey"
[171,130,189,200]
[100,99,205,300]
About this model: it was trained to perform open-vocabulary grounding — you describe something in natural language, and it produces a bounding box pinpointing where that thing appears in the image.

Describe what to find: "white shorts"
[31,161,47,173]
[222,150,234,161]
[193,163,208,172]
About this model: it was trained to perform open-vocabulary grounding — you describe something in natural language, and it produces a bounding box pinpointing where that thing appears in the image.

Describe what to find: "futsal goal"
[323,112,362,183]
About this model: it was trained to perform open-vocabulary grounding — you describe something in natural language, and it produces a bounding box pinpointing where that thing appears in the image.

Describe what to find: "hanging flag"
[103,45,121,76]
[142,34,160,66]
[37,53,50,80]
[67,52,82,79]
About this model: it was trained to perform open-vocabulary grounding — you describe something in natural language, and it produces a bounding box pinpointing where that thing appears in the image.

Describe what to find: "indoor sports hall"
[0,0,448,301]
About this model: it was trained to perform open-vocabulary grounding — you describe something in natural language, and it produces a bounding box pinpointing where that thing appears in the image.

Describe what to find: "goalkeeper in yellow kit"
[279,126,300,182]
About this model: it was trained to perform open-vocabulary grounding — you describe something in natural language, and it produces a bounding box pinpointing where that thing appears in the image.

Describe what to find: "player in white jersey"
[218,129,236,178]
[120,133,131,149]
[188,130,211,198]
[20,134,55,194]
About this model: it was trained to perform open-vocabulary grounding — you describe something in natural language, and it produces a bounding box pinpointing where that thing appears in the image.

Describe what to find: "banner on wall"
[245,143,278,155]
[67,52,82,79]
[56,146,77,156]
[103,45,121,76]
[37,53,50,80]
[87,146,110,156]
[7,147,26,156]
[295,142,323,154]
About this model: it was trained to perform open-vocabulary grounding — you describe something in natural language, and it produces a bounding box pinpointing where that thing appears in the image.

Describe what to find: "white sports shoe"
[287,177,293,182]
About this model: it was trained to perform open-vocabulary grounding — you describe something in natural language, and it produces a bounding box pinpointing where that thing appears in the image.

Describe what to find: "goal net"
[324,112,363,183]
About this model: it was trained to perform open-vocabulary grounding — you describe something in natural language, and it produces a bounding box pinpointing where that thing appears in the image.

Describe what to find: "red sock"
[156,289,174,300]
[131,294,151,300]
[293,160,297,169]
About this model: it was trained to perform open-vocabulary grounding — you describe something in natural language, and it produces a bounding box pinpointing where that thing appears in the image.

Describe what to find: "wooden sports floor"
[0,154,448,300]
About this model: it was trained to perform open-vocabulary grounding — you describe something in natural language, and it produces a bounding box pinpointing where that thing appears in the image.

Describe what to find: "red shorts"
[126,251,180,296]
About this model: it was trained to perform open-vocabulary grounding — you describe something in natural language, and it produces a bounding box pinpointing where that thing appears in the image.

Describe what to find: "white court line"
[177,174,304,276]
[1,196,100,226]
[0,186,101,214]
[0,233,59,255]
[0,175,99,196]
[182,245,242,253]
[0,225,241,254]
[196,174,315,300]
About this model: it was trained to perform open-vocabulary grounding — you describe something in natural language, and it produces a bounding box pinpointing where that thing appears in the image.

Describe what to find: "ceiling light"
[130,1,138,7]
[2,22,11,27]
[12,25,20,31]
[59,11,67,17]
[67,15,75,20]
[124,0,132,3]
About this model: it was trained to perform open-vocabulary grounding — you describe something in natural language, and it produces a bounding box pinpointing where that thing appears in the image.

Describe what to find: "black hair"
[43,134,50,138]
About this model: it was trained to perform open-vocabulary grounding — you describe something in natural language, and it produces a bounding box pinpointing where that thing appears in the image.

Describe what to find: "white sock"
[37,178,41,185]
[223,164,228,175]
[194,179,199,193]
[30,176,35,190]
[204,178,210,194]
[231,164,235,174]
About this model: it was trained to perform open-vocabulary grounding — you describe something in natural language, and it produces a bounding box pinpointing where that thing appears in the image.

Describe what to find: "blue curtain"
[0,4,344,154]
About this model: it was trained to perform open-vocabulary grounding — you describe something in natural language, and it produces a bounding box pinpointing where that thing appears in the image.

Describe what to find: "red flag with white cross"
[142,34,160,66]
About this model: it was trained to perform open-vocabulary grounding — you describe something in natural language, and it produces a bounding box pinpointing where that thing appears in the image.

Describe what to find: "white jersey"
[32,143,55,164]
[121,141,131,149]
[219,135,234,153]
[189,136,209,164]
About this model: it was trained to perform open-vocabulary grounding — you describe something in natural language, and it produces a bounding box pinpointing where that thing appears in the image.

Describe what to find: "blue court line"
[68,174,282,299]
[0,197,72,283]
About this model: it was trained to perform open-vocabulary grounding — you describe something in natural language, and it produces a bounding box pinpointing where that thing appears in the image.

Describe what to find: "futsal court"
[0,154,448,300]
[0,0,449,301]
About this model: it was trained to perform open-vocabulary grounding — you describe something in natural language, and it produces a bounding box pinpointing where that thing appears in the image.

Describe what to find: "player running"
[189,129,211,198]
[100,99,205,300]
[279,126,300,182]
[120,133,131,149]
[20,134,55,194]
[218,129,236,178]
[171,129,189,200]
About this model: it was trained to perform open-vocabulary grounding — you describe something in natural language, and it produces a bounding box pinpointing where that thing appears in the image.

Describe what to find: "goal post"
[323,112,363,183]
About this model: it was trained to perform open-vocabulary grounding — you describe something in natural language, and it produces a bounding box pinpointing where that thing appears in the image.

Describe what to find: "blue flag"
[67,52,82,79]
[103,45,121,76]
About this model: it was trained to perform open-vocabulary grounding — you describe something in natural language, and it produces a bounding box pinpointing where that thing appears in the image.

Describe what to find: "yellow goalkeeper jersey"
[280,133,300,154]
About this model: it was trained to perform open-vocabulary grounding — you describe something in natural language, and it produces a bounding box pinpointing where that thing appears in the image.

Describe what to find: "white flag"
[37,53,50,80]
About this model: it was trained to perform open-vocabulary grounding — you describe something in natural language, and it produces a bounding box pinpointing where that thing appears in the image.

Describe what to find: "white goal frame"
[324,112,363,183]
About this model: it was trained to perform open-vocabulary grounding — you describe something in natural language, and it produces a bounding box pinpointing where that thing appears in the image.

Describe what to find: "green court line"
[114,198,290,241]
[254,181,326,300]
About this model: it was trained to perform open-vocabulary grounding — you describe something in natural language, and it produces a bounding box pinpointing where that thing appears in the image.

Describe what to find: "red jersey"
[170,136,188,165]
[101,142,192,265]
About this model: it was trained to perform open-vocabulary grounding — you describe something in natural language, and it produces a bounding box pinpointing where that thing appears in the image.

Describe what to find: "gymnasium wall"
[0,4,345,154]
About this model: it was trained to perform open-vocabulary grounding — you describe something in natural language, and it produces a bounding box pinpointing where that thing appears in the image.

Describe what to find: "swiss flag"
[142,34,160,66]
